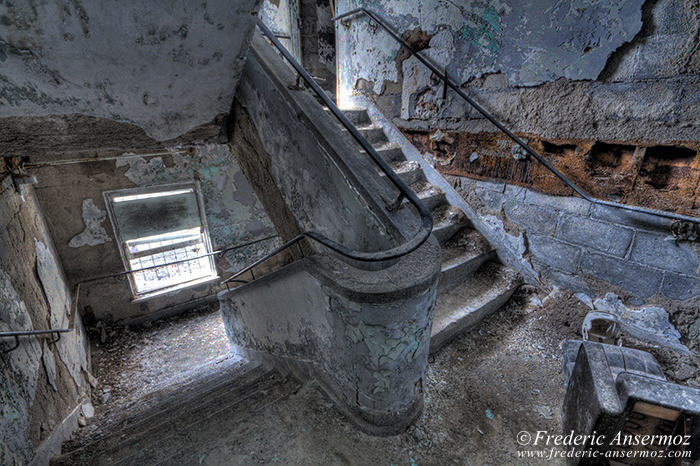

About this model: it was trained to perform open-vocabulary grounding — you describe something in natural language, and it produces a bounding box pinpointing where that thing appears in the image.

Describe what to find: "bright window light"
[104,183,218,299]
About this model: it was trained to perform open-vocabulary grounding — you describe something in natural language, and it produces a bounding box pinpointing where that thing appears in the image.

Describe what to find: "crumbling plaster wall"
[0,0,262,140]
[336,0,700,143]
[0,177,90,464]
[29,144,277,323]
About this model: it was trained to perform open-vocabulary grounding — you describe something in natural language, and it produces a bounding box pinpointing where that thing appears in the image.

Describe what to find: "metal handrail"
[71,234,280,317]
[221,19,434,286]
[332,7,700,226]
[0,329,70,353]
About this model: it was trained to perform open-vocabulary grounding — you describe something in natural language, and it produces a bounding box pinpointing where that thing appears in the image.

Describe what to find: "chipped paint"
[0,269,42,464]
[36,238,88,387]
[346,318,429,393]
[68,198,111,247]
[337,0,645,103]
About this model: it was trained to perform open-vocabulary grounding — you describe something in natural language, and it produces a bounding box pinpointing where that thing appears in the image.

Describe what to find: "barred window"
[104,182,218,299]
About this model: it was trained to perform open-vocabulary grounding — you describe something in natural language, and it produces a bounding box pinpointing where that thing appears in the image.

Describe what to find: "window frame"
[103,181,218,300]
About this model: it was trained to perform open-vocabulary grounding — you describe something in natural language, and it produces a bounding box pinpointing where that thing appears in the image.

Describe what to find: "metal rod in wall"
[24,149,192,168]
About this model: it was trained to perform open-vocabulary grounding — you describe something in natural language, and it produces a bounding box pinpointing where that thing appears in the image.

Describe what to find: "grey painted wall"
[234,32,404,255]
[1,178,90,464]
[336,0,700,143]
[32,143,278,322]
[0,0,262,140]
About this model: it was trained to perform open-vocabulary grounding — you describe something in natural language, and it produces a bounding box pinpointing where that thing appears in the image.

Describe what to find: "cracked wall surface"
[0,0,262,140]
[339,0,645,89]
[0,177,90,464]
[31,143,277,322]
[337,0,700,144]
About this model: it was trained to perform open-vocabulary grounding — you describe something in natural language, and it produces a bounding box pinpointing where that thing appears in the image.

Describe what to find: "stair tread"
[118,374,300,466]
[360,141,401,152]
[440,228,493,268]
[432,204,467,230]
[431,262,521,343]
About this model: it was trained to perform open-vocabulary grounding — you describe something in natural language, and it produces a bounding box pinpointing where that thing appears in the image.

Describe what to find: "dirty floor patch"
[66,303,235,450]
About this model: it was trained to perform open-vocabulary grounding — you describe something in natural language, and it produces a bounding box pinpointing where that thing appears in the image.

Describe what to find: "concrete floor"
[65,287,698,464]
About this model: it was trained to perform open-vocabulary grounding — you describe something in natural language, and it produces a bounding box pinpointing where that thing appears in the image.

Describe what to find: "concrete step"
[338,108,370,126]
[439,228,496,293]
[380,160,425,186]
[431,204,469,244]
[120,374,300,466]
[360,143,406,164]
[356,124,388,145]
[52,362,275,465]
[415,184,447,212]
[430,262,522,354]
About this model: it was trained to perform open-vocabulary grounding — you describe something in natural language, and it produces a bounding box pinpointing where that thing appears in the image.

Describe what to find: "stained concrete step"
[336,107,370,126]
[360,143,406,164]
[119,374,301,466]
[439,228,496,293]
[430,262,522,354]
[51,362,275,465]
[431,204,469,244]
[379,160,425,186]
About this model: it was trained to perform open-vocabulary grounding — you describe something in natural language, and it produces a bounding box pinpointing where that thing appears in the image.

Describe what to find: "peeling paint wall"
[337,0,700,144]
[261,0,302,61]
[31,143,277,322]
[0,0,262,140]
[220,243,441,434]
[0,177,90,464]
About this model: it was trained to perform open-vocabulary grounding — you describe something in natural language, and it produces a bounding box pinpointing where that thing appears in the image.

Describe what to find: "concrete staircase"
[336,108,522,353]
[51,106,523,465]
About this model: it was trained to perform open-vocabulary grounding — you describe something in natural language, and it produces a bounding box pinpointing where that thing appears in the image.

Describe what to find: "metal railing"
[0,329,70,353]
[332,7,700,226]
[221,18,435,286]
[0,235,279,353]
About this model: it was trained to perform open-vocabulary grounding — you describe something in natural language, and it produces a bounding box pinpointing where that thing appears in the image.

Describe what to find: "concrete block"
[473,179,506,193]
[475,188,504,211]
[661,272,700,301]
[629,232,699,275]
[528,234,581,274]
[589,204,673,232]
[523,190,591,216]
[580,252,663,298]
[537,265,594,297]
[557,216,634,258]
[504,202,559,235]
[503,183,527,202]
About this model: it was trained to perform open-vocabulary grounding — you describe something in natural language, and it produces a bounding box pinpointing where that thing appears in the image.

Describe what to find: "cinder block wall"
[452,176,700,304]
